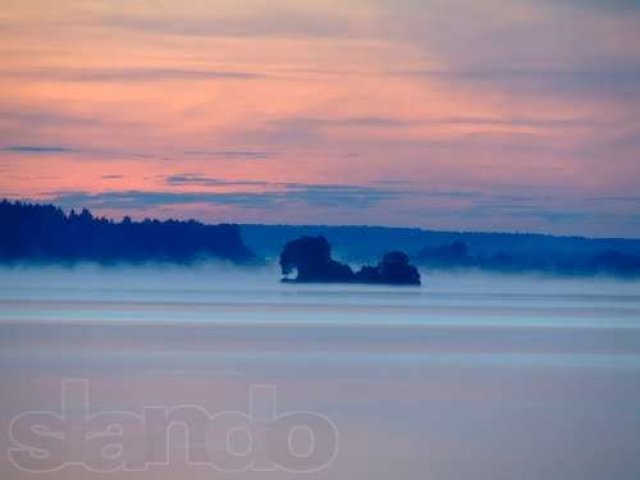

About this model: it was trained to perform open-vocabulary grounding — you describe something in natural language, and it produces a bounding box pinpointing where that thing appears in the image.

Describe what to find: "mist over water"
[1,263,638,328]
[0,264,639,479]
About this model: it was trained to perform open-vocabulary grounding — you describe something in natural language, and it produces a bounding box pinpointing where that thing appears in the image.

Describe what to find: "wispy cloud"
[99,8,360,39]
[546,0,640,14]
[402,68,640,97]
[0,143,159,159]
[166,174,270,187]
[270,114,606,131]
[182,150,272,159]
[166,174,417,195]
[3,67,265,83]
[2,145,74,154]
[49,183,407,211]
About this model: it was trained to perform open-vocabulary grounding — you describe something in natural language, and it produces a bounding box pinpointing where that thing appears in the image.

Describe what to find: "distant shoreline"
[3,199,640,278]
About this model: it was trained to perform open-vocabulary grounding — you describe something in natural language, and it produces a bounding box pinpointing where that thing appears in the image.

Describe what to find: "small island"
[279,236,421,286]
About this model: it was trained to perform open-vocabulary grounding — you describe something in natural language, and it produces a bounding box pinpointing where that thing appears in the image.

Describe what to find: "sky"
[1,0,639,237]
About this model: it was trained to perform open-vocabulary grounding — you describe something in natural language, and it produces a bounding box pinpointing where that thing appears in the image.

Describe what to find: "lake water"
[0,265,639,479]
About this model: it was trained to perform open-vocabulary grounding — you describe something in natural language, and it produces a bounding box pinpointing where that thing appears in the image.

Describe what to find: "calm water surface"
[0,265,639,479]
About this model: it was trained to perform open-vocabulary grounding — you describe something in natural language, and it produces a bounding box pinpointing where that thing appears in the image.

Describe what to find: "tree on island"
[279,236,421,285]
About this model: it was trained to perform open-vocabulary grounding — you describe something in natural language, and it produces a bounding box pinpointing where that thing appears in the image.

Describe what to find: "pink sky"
[1,0,639,236]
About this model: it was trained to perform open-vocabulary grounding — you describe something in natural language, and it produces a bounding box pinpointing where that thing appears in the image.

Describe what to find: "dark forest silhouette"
[0,200,254,264]
[280,236,421,285]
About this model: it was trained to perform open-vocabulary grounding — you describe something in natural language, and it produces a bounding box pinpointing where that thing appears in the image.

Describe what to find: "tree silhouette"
[280,236,421,285]
[0,199,255,264]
